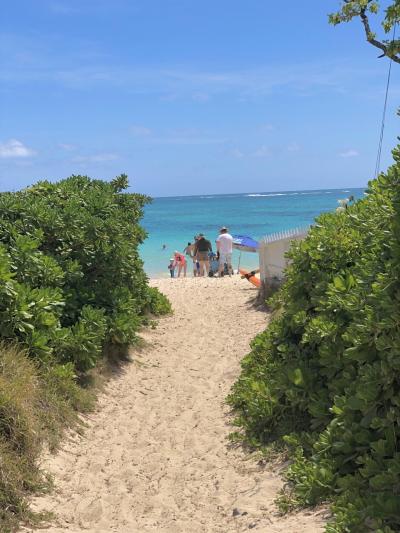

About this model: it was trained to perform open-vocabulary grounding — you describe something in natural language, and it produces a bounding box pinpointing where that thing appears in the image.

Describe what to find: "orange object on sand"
[239,268,261,288]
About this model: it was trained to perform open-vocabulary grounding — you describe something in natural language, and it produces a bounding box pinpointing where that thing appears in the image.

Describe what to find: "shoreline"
[148,186,363,200]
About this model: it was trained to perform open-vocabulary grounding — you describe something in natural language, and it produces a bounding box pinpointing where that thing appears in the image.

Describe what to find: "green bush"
[145,286,172,316]
[229,146,400,531]
[0,174,169,370]
[0,174,170,530]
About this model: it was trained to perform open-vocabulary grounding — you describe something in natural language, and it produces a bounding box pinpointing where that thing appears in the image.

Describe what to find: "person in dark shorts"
[193,233,212,276]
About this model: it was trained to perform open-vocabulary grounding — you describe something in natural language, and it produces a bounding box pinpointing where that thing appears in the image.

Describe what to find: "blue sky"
[1,0,399,196]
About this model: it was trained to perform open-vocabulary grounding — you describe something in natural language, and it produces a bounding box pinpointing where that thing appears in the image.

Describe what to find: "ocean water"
[140,188,365,277]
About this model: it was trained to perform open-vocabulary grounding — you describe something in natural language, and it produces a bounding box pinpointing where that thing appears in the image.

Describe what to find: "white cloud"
[253,145,272,157]
[129,126,225,146]
[49,3,80,14]
[149,137,227,146]
[0,139,36,158]
[59,142,76,151]
[192,92,210,102]
[259,123,274,132]
[73,153,119,163]
[230,148,244,159]
[287,142,300,152]
[130,125,152,137]
[339,149,359,158]
[1,58,381,100]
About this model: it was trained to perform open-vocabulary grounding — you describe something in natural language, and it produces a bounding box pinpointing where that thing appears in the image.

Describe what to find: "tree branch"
[360,7,400,63]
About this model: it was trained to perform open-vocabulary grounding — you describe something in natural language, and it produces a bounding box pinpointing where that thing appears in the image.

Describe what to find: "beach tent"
[232,235,259,270]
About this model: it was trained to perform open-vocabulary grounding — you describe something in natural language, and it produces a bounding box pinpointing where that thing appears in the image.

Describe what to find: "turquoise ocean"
[140,188,365,277]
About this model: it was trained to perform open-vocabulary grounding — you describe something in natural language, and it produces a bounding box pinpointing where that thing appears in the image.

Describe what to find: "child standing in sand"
[168,258,175,278]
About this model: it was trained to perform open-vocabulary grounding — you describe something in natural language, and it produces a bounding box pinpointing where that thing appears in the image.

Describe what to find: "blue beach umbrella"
[232,235,259,253]
[232,235,259,271]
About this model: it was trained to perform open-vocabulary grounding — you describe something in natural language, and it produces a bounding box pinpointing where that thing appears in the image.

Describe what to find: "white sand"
[25,277,326,532]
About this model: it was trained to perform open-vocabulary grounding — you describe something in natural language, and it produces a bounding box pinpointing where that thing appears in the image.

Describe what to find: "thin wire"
[374,22,397,179]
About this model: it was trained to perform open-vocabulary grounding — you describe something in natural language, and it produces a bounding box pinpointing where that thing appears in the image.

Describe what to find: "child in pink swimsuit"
[174,251,187,277]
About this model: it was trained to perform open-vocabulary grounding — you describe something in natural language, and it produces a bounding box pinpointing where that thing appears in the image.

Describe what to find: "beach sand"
[24,277,326,533]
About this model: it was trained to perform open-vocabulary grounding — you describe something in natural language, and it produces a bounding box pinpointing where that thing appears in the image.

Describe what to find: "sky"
[1,0,399,196]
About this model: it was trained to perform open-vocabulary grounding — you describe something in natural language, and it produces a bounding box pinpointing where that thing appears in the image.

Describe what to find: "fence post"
[258,241,268,283]
[258,241,268,302]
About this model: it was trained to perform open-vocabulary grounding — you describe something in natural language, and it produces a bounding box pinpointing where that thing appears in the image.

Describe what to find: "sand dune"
[25,277,326,532]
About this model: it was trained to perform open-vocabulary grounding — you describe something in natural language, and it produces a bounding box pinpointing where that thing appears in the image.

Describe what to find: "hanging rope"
[374,23,397,179]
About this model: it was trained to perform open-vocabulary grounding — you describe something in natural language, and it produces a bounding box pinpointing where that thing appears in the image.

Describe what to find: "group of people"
[167,227,234,278]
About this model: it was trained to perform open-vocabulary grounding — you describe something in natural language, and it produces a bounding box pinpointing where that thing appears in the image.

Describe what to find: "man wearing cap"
[216,226,233,277]
[193,233,213,276]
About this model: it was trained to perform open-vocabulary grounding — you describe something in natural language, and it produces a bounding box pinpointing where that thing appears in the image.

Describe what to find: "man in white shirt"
[216,226,233,277]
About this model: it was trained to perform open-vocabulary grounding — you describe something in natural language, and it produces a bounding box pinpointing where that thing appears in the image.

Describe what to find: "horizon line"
[138,185,366,200]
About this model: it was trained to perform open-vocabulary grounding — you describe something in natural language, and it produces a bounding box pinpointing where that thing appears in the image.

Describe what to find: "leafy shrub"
[0,174,170,530]
[229,145,400,531]
[0,174,169,370]
[145,286,172,316]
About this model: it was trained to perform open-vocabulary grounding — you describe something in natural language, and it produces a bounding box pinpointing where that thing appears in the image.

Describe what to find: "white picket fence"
[259,227,308,283]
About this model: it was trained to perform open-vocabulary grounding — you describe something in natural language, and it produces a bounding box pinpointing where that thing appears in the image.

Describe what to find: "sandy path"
[26,277,326,533]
